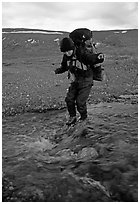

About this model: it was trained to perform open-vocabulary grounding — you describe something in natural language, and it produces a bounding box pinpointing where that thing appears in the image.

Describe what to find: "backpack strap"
[80,62,84,70]
[67,55,76,79]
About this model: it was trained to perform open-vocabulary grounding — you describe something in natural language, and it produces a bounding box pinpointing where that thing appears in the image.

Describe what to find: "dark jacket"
[76,46,104,66]
[55,49,104,82]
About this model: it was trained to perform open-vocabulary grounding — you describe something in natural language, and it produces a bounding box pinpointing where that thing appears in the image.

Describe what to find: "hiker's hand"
[98,53,104,60]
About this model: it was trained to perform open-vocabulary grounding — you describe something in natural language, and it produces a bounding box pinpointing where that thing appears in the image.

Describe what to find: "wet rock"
[77,147,98,162]
[56,149,76,159]
[61,172,111,201]
[17,186,45,201]
[95,143,109,156]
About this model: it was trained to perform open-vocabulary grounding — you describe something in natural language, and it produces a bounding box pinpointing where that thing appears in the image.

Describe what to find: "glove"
[98,53,104,60]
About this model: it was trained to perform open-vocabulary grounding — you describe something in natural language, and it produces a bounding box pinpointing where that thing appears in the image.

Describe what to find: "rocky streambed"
[2,101,138,202]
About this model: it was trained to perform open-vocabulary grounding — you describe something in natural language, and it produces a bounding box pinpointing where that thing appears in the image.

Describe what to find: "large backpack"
[69,28,104,81]
[69,28,92,47]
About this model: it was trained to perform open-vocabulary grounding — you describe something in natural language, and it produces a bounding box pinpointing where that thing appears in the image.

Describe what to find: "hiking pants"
[65,81,93,119]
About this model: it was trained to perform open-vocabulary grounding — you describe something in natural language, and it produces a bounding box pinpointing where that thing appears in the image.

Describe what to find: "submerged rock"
[77,147,98,162]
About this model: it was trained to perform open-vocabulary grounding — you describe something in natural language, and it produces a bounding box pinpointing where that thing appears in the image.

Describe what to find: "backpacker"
[69,28,104,81]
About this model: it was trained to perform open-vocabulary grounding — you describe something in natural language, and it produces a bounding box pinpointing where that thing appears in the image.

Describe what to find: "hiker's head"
[69,28,93,47]
[60,37,75,56]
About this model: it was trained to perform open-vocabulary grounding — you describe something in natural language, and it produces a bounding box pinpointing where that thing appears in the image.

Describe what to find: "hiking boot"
[79,115,87,121]
[77,115,87,123]
[66,116,77,126]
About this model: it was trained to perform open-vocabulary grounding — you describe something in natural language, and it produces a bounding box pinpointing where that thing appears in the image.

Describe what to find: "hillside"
[2,28,138,116]
[2,28,138,59]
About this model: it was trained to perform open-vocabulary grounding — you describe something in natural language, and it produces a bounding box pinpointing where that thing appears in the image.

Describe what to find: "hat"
[69,28,92,46]
[60,37,75,52]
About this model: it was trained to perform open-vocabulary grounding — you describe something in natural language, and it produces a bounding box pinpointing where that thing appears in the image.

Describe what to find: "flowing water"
[2,101,138,202]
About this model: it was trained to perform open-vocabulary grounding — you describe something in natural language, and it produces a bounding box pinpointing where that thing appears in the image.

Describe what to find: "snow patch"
[27,39,33,42]
[31,39,36,44]
[3,31,63,35]
[25,38,39,44]
[54,38,60,45]
[121,31,127,34]
[54,38,60,42]
[114,30,127,34]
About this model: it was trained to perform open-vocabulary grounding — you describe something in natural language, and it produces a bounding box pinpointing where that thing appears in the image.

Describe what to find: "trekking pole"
[103,68,110,87]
